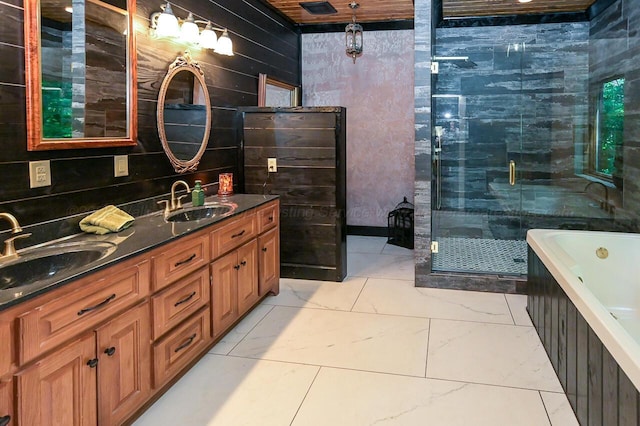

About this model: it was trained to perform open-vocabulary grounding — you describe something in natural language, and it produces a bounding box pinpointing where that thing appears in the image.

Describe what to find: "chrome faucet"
[0,212,31,258]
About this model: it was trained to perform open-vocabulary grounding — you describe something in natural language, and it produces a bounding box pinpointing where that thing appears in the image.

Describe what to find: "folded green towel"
[80,205,135,235]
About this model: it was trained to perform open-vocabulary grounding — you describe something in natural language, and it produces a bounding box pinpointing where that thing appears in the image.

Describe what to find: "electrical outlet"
[267,158,277,172]
[29,160,51,188]
[114,155,129,177]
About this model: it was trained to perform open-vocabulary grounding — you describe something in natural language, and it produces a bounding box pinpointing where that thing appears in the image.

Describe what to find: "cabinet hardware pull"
[233,264,241,270]
[77,294,116,316]
[174,291,196,307]
[174,333,197,353]
[87,358,99,368]
[104,347,116,356]
[509,160,516,186]
[0,415,11,426]
[231,229,246,238]
[262,247,268,252]
[240,260,247,266]
[268,216,273,221]
[175,253,196,267]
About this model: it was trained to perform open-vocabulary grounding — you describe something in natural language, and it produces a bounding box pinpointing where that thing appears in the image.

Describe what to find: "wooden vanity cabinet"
[258,227,280,296]
[0,377,12,426]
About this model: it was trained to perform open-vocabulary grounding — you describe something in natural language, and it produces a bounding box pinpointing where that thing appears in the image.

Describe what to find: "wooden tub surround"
[0,196,280,425]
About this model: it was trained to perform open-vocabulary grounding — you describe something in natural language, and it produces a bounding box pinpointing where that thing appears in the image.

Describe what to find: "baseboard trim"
[347,226,387,237]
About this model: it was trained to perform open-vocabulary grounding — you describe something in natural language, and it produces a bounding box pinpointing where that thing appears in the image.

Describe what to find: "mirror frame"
[157,52,211,174]
[258,73,300,107]
[24,0,138,151]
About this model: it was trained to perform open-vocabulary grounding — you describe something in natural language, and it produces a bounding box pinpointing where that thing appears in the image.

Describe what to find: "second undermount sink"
[0,240,117,291]
[166,203,236,223]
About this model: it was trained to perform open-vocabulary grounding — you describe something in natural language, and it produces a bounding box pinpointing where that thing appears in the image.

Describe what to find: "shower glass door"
[431,40,528,276]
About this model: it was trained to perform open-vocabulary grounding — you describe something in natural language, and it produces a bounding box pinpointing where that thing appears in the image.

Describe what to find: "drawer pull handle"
[175,253,197,267]
[240,260,247,266]
[231,229,246,238]
[268,216,274,222]
[262,247,268,252]
[104,347,116,356]
[87,358,99,368]
[234,264,241,270]
[174,291,197,307]
[175,333,197,353]
[0,415,11,426]
[77,293,116,316]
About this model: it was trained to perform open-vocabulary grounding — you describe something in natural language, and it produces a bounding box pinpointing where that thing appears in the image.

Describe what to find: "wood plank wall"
[0,0,300,230]
[242,107,347,281]
[528,247,640,425]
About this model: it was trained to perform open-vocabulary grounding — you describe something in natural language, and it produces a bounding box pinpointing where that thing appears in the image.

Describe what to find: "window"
[590,77,625,179]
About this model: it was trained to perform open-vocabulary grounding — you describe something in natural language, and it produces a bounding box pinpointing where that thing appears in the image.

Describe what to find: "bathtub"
[527,229,640,392]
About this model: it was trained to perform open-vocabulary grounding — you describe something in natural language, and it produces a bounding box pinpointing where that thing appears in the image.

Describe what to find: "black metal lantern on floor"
[387,197,414,249]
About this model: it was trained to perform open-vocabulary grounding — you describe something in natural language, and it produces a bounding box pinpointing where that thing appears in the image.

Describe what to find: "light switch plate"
[114,155,128,177]
[29,160,51,188]
[267,158,277,172]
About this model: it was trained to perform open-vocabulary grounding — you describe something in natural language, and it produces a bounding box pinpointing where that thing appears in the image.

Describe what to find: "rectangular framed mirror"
[258,73,300,107]
[25,0,137,151]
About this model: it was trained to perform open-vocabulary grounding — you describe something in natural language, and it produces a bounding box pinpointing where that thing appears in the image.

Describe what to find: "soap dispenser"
[192,180,205,207]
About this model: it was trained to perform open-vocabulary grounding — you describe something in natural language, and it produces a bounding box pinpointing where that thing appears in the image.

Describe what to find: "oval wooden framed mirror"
[157,52,211,173]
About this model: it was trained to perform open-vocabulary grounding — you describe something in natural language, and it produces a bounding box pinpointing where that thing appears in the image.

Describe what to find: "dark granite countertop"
[0,194,278,311]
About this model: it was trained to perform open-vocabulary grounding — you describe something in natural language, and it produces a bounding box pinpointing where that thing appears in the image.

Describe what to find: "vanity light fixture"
[150,2,234,55]
[345,2,363,64]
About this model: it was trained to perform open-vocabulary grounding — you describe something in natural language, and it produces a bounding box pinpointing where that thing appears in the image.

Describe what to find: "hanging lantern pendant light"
[345,2,363,63]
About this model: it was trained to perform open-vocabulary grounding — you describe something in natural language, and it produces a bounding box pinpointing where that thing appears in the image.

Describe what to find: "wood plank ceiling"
[263,0,598,25]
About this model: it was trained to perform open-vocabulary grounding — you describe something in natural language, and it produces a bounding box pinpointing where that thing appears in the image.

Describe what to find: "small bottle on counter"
[192,180,205,206]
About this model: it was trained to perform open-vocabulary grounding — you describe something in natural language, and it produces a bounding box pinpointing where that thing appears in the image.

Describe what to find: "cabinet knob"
[104,347,116,356]
[262,247,268,252]
[240,260,247,266]
[268,216,274,222]
[0,415,11,426]
[87,358,99,368]
[234,264,241,270]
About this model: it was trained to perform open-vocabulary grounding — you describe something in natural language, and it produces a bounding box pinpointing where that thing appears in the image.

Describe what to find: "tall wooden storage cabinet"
[241,107,347,281]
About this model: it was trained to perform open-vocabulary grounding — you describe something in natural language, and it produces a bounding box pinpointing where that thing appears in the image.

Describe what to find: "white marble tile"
[347,235,386,254]
[541,392,579,426]
[382,242,413,255]
[209,304,274,355]
[230,306,430,376]
[292,367,551,426]
[262,276,367,311]
[353,278,515,324]
[134,355,318,426]
[506,293,534,326]
[427,319,563,392]
[348,252,415,280]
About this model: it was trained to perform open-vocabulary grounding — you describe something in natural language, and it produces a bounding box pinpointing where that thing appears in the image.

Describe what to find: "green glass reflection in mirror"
[25,0,137,150]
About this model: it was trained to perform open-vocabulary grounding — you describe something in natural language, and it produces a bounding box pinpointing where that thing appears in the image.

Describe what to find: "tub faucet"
[584,181,612,212]
[0,212,31,258]
[170,180,191,211]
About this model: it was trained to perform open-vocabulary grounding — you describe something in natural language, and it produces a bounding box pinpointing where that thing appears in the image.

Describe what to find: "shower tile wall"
[590,0,640,229]
[434,22,590,239]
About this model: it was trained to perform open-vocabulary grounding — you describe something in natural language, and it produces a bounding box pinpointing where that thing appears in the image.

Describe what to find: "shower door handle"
[509,160,516,186]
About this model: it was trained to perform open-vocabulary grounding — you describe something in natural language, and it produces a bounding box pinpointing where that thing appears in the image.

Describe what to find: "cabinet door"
[237,240,259,315]
[211,251,239,337]
[17,334,97,426]
[0,377,12,426]
[258,228,280,296]
[96,302,151,426]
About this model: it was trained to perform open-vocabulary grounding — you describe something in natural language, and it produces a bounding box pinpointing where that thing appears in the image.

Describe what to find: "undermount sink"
[166,203,236,223]
[0,240,117,291]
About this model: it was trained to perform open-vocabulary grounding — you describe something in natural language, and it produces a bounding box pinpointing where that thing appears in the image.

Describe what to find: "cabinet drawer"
[152,268,210,340]
[153,307,211,388]
[152,233,209,291]
[257,201,279,234]
[18,259,150,365]
[211,214,257,259]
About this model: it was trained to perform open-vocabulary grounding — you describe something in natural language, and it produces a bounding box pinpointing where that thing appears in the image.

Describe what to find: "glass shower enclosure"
[430,23,611,276]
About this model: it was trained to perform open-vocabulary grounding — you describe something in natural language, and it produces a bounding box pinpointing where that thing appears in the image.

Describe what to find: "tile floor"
[134,236,578,426]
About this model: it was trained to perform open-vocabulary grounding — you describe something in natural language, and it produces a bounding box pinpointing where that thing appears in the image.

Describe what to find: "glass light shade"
[180,12,200,44]
[214,29,234,56]
[199,22,218,49]
[155,3,180,38]
[345,22,363,62]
